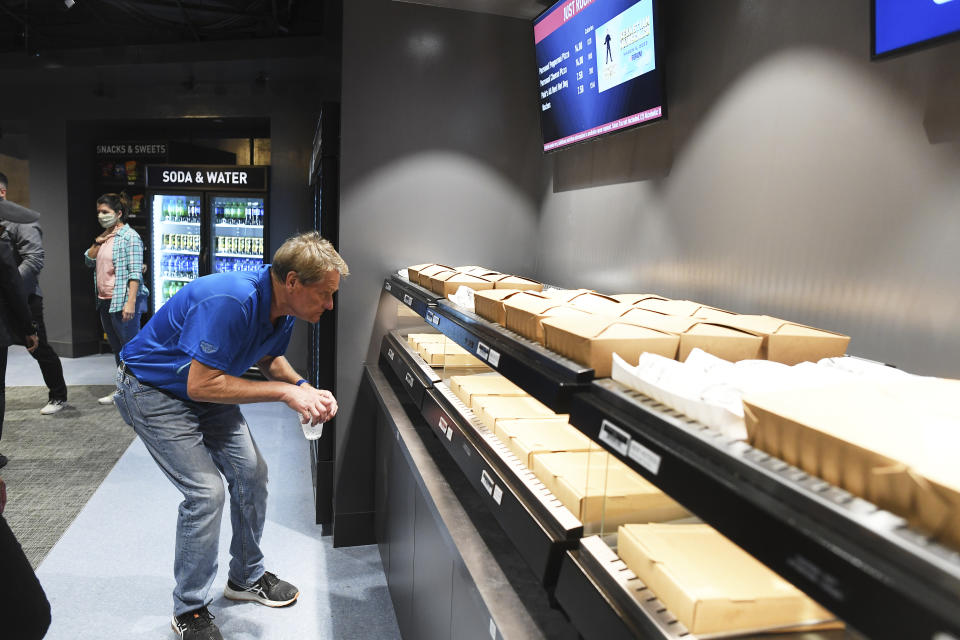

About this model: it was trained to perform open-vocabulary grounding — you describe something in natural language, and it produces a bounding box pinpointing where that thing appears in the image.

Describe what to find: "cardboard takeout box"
[503,293,593,344]
[474,289,527,325]
[704,315,849,365]
[617,307,762,362]
[449,374,526,410]
[541,315,678,377]
[617,523,838,635]
[532,451,688,531]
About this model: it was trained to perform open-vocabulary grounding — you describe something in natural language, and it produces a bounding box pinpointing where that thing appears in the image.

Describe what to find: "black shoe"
[0,453,7,469]
[171,606,223,640]
[224,571,299,607]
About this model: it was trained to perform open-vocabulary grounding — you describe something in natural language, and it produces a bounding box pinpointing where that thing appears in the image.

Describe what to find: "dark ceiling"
[0,0,330,56]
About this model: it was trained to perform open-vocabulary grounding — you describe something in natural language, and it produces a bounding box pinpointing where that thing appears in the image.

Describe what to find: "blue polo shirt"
[120,265,295,400]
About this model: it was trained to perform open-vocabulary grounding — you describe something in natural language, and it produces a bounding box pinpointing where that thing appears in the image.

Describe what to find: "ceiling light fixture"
[64,0,76,8]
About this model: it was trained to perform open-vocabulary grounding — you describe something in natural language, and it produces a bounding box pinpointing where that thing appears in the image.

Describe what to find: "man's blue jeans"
[114,366,269,616]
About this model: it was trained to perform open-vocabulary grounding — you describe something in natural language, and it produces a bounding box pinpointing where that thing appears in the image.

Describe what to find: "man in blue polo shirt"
[115,231,348,640]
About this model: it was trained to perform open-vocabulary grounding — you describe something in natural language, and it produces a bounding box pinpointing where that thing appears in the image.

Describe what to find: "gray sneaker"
[224,571,299,607]
[40,400,66,415]
[171,606,223,640]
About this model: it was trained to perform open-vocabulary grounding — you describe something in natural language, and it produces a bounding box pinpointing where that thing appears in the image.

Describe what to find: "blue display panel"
[534,0,664,152]
[873,0,960,57]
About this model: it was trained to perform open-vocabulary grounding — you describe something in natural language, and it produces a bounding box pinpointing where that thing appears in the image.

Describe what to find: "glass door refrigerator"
[209,194,267,275]
[150,191,203,312]
[146,165,270,313]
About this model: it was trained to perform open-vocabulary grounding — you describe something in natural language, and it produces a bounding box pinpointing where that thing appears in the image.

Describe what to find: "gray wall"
[536,1,960,377]
[0,49,335,370]
[338,0,546,472]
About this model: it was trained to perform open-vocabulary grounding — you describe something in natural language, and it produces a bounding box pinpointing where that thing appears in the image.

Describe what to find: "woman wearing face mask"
[84,192,148,405]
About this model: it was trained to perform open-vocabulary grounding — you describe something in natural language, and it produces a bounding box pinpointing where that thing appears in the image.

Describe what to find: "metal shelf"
[378,270,960,638]
[378,331,441,411]
[567,379,960,640]
[383,275,593,412]
[377,329,584,585]
[418,386,581,585]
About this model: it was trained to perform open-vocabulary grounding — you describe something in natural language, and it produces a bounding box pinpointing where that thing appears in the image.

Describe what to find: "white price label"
[476,341,490,360]
[446,426,453,441]
[489,618,497,639]
[384,282,392,291]
[628,440,662,475]
[403,294,413,306]
[405,372,414,388]
[599,420,630,456]
[387,348,395,361]
[439,416,448,433]
[487,349,500,368]
[480,470,495,494]
[492,485,503,505]
[426,310,440,326]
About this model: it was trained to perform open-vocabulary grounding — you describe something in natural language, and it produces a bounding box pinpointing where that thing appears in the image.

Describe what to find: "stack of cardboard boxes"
[407,333,486,368]
[473,285,850,377]
[407,263,543,297]
[449,372,687,533]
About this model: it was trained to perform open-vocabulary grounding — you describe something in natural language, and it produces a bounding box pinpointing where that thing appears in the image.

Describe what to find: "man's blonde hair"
[272,231,349,284]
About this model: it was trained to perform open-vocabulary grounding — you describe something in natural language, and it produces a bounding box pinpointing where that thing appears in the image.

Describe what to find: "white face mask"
[98,212,119,228]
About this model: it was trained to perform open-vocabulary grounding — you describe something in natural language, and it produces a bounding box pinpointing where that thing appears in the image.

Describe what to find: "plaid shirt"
[83,224,148,313]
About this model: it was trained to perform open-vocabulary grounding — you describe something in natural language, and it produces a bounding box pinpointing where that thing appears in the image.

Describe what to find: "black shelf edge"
[378,331,438,411]
[383,274,594,413]
[384,274,439,319]
[568,379,960,640]
[555,545,680,640]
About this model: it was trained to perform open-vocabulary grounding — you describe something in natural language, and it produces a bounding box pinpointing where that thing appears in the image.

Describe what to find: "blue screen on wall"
[534,0,665,152]
[873,0,960,58]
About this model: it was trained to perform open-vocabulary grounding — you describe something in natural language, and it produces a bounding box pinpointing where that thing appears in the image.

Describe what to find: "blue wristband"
[295,379,308,386]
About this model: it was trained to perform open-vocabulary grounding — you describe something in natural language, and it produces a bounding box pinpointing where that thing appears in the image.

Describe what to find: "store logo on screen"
[933,0,955,4]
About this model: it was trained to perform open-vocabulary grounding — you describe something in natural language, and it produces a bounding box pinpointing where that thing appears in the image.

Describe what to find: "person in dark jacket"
[0,173,68,415]
[0,476,52,639]
[0,199,49,639]
[1,208,40,469]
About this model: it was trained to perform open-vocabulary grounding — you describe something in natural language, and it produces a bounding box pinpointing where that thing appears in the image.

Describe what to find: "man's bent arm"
[186,358,296,404]
[257,354,304,386]
[186,358,336,424]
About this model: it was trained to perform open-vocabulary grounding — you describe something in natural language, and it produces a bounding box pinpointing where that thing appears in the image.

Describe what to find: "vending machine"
[145,165,269,313]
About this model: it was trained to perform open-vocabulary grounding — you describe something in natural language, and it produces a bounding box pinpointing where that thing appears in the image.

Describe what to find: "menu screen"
[534,0,664,152]
[873,0,960,57]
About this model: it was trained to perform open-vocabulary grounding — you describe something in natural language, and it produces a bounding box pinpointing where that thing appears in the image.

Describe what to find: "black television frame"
[870,0,960,60]
[533,0,667,153]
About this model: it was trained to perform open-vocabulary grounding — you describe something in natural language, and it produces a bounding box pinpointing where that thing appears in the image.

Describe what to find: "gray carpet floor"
[1,385,134,568]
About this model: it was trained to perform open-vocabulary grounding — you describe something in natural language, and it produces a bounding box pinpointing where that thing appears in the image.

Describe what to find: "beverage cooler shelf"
[214,223,263,229]
[384,275,593,412]
[215,252,264,259]
[378,329,584,585]
[567,379,960,640]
